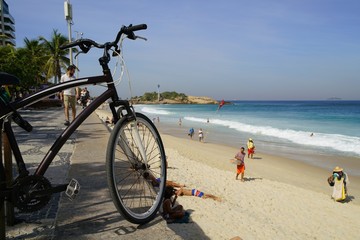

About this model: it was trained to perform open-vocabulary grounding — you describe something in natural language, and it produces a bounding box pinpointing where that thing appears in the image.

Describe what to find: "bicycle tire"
[106,112,166,224]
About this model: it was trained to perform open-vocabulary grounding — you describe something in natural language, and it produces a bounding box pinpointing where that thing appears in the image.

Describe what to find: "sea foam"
[139,106,172,115]
[185,116,360,156]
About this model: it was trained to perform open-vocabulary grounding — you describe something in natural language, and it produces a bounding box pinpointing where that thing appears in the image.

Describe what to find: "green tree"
[162,91,187,100]
[0,38,48,91]
[17,38,48,88]
[39,29,70,84]
[0,44,17,74]
[141,92,157,101]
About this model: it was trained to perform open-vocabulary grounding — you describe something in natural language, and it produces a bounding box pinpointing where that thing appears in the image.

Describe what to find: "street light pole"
[157,84,160,102]
[74,30,83,79]
[64,0,73,65]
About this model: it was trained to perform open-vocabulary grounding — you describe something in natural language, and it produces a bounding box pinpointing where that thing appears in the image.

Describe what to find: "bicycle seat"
[0,72,20,85]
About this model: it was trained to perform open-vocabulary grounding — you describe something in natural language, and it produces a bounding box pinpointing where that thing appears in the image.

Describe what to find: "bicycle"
[0,24,167,224]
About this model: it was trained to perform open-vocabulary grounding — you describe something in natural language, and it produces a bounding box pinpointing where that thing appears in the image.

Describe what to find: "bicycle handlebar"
[60,24,147,54]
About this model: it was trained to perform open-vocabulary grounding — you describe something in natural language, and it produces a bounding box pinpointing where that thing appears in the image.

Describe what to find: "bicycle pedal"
[65,178,80,200]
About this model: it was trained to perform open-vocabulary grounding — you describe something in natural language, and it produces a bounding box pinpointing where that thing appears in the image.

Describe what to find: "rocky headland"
[131,95,220,104]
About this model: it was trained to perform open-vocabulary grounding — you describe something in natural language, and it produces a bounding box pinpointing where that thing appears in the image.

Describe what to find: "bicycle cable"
[97,34,135,101]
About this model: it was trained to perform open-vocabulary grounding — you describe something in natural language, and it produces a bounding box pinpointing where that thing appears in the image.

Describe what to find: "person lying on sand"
[149,175,221,201]
[174,186,221,202]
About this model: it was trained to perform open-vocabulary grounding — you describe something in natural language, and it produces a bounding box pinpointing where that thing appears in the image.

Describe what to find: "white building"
[0,0,15,46]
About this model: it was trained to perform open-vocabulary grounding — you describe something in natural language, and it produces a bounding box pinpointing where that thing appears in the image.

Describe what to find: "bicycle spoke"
[106,113,166,224]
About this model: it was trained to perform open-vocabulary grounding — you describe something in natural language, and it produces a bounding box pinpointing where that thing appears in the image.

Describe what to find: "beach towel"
[166,211,192,224]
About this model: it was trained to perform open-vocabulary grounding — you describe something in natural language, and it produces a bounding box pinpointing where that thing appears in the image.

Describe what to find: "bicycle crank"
[13,175,52,212]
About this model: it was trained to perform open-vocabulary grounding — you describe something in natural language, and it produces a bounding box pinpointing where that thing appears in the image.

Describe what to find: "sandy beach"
[96,109,360,239]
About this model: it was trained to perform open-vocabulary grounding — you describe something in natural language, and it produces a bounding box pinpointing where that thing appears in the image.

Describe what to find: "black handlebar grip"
[60,41,78,50]
[127,24,147,32]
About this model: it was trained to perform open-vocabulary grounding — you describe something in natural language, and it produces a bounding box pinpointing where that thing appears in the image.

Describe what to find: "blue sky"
[9,0,360,100]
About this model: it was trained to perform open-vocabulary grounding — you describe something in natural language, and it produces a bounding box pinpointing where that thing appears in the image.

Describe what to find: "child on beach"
[231,147,246,181]
[162,186,185,221]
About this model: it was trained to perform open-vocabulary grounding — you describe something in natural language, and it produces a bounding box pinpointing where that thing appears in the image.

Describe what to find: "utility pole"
[64,0,73,65]
[74,30,83,79]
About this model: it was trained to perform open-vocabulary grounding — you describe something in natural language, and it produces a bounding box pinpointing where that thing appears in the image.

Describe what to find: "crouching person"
[162,186,185,222]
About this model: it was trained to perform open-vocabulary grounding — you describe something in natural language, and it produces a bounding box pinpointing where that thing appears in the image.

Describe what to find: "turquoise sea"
[134,101,360,173]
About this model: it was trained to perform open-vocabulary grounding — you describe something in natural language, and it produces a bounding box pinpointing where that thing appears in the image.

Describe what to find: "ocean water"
[134,101,360,163]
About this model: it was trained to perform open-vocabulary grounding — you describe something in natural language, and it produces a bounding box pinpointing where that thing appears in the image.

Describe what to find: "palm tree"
[24,37,44,56]
[22,38,47,85]
[39,29,70,84]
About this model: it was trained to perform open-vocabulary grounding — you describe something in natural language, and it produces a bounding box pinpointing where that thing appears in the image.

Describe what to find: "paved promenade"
[5,107,182,240]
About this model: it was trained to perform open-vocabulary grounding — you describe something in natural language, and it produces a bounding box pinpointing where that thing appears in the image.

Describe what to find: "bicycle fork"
[130,121,148,169]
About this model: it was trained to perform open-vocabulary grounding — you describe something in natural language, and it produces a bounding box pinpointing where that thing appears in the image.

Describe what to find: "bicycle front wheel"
[106,112,166,224]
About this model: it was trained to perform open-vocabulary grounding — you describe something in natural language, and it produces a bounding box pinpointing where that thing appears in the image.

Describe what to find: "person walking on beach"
[198,128,204,142]
[188,127,194,139]
[247,138,255,159]
[60,65,79,126]
[231,147,246,181]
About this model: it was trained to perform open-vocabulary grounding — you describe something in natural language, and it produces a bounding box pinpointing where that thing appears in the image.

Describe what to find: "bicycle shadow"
[52,163,211,239]
[8,109,211,239]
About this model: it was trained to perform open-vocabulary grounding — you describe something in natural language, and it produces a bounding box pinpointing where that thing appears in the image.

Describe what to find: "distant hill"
[131,91,218,104]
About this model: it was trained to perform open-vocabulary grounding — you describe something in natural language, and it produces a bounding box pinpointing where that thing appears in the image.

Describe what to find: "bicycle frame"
[0,73,134,180]
[1,23,167,227]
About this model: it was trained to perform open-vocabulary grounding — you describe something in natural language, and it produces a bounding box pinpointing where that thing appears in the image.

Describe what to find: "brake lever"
[74,51,84,59]
[135,36,147,41]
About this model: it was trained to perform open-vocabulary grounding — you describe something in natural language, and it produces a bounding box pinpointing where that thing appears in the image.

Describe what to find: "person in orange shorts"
[231,147,246,181]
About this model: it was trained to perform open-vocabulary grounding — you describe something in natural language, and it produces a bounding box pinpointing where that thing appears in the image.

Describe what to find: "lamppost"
[64,0,73,65]
[157,84,160,102]
[74,30,83,78]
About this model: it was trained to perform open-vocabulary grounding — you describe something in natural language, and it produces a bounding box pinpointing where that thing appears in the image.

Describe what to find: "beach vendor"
[247,138,255,159]
[327,166,349,202]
